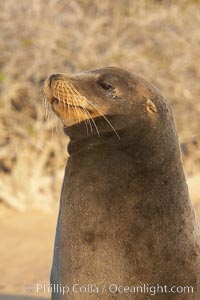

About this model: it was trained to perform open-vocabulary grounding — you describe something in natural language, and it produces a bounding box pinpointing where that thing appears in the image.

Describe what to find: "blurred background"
[0,0,199,299]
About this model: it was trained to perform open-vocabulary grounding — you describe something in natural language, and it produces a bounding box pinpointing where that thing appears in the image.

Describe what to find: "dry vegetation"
[0,0,200,210]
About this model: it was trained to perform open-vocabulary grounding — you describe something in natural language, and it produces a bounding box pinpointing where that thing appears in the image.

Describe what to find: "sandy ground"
[0,205,57,300]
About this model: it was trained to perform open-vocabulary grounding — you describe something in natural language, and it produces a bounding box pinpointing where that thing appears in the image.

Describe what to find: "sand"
[0,205,57,300]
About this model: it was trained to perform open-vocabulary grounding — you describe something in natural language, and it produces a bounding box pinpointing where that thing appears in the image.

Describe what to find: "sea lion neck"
[65,116,180,176]
[66,127,131,156]
[64,114,133,155]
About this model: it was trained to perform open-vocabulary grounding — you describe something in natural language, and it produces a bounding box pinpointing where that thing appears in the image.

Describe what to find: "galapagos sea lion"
[44,67,200,299]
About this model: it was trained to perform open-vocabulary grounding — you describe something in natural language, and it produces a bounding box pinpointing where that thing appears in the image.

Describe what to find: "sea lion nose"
[49,74,60,86]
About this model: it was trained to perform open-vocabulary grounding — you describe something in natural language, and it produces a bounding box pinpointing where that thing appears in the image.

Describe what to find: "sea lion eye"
[52,97,59,105]
[99,82,113,91]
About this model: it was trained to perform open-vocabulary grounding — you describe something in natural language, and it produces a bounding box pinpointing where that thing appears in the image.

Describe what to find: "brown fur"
[44,67,200,299]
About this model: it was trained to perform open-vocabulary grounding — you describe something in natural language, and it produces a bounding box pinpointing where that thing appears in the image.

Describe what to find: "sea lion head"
[43,67,174,144]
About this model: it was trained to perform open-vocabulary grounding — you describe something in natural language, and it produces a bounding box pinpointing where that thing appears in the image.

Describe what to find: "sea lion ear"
[146,99,157,113]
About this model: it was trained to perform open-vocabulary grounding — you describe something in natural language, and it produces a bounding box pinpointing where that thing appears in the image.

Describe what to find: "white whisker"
[85,99,120,139]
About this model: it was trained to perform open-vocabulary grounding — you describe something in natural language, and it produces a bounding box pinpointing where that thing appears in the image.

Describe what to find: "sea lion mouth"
[51,97,92,112]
